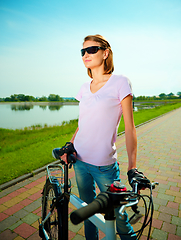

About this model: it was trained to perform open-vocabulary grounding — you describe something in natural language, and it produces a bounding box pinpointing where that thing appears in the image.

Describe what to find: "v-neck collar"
[89,74,113,95]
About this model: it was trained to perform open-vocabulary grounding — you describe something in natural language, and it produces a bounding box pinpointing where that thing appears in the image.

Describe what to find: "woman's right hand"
[61,153,68,164]
[61,152,77,164]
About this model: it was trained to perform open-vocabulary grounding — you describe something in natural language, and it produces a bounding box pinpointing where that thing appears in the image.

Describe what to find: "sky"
[0,0,181,98]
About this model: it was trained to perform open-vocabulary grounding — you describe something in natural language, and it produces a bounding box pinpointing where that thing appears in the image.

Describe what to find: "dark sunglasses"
[81,46,106,57]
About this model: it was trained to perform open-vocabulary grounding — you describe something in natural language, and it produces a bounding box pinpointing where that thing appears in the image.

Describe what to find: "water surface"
[0,103,79,129]
[0,102,160,130]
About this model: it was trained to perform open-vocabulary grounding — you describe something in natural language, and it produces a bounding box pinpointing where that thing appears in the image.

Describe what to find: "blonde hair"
[83,34,114,78]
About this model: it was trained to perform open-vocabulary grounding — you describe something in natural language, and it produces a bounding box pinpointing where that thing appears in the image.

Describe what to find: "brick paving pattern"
[0,108,181,239]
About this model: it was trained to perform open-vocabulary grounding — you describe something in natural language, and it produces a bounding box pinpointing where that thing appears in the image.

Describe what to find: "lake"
[0,102,159,130]
[0,103,79,130]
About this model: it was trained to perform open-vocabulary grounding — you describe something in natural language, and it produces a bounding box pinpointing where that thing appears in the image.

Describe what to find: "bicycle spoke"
[42,178,62,240]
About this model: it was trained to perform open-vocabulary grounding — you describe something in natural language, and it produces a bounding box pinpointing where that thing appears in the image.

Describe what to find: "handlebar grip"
[52,148,62,159]
[70,192,111,225]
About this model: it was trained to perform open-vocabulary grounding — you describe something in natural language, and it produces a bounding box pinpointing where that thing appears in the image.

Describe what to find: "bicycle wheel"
[42,177,63,240]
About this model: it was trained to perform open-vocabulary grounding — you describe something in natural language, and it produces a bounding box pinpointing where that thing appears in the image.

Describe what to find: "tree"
[167,92,176,99]
[48,94,63,102]
[24,95,35,101]
[4,97,11,102]
[39,96,48,101]
[136,96,146,101]
[177,92,181,98]
[153,96,158,100]
[17,94,26,101]
[159,93,166,99]
[10,94,18,101]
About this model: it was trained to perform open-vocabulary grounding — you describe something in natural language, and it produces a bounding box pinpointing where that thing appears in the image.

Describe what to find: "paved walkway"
[0,108,181,240]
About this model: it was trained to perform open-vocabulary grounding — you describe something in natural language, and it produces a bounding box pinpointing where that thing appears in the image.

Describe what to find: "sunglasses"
[81,46,106,57]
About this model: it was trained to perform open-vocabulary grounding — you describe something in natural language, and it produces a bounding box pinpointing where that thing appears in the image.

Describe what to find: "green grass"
[0,102,181,185]
[0,119,78,185]
[118,102,181,133]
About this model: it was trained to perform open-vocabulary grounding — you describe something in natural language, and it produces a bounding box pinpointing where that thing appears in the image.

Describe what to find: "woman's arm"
[70,127,79,143]
[61,127,79,163]
[121,95,137,171]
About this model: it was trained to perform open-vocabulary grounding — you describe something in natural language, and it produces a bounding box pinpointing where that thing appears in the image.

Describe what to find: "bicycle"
[39,142,159,240]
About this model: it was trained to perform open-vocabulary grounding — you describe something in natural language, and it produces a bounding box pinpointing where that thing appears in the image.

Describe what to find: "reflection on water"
[11,105,34,111]
[39,105,47,110]
[134,105,156,111]
[11,104,63,111]
[133,102,163,111]
[10,102,159,112]
[48,105,63,111]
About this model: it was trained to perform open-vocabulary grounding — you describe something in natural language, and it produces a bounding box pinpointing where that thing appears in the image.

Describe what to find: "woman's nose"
[83,51,89,58]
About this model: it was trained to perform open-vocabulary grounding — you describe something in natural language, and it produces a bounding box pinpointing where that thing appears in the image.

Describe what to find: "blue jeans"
[73,159,137,240]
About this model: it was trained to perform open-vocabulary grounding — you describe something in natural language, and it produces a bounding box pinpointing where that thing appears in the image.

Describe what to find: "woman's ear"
[103,49,109,60]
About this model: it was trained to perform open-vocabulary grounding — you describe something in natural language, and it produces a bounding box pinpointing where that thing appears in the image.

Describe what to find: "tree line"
[0,94,78,102]
[0,92,181,103]
[134,92,181,101]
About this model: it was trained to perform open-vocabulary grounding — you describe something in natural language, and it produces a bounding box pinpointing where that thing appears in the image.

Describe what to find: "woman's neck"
[90,73,112,93]
[92,71,111,84]
[91,67,106,83]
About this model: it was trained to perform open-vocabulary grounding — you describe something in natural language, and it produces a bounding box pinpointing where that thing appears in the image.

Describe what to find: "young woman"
[67,34,139,239]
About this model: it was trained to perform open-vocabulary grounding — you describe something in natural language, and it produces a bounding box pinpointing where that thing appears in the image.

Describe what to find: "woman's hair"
[83,34,114,78]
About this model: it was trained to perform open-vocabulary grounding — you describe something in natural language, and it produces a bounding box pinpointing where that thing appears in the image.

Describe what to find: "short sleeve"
[118,76,133,102]
[75,88,82,101]
[75,84,84,101]
[75,82,90,101]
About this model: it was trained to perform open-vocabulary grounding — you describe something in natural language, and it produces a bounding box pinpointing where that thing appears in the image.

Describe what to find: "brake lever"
[132,182,138,193]
[119,199,139,216]
[151,182,159,189]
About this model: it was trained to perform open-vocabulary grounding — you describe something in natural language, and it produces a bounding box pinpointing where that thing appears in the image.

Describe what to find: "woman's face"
[81,40,107,70]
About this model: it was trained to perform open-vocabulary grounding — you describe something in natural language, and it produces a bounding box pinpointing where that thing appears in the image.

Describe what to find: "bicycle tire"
[42,177,63,240]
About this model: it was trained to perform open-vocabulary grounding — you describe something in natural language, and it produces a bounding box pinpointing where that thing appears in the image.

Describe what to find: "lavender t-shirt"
[74,74,133,166]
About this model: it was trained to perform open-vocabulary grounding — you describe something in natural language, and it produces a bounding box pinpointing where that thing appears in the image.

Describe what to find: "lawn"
[0,102,181,185]
[0,119,78,185]
[118,102,181,133]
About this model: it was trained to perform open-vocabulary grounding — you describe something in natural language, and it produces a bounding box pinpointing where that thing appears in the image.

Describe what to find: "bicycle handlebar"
[70,192,111,225]
[70,182,159,225]
[52,143,76,166]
